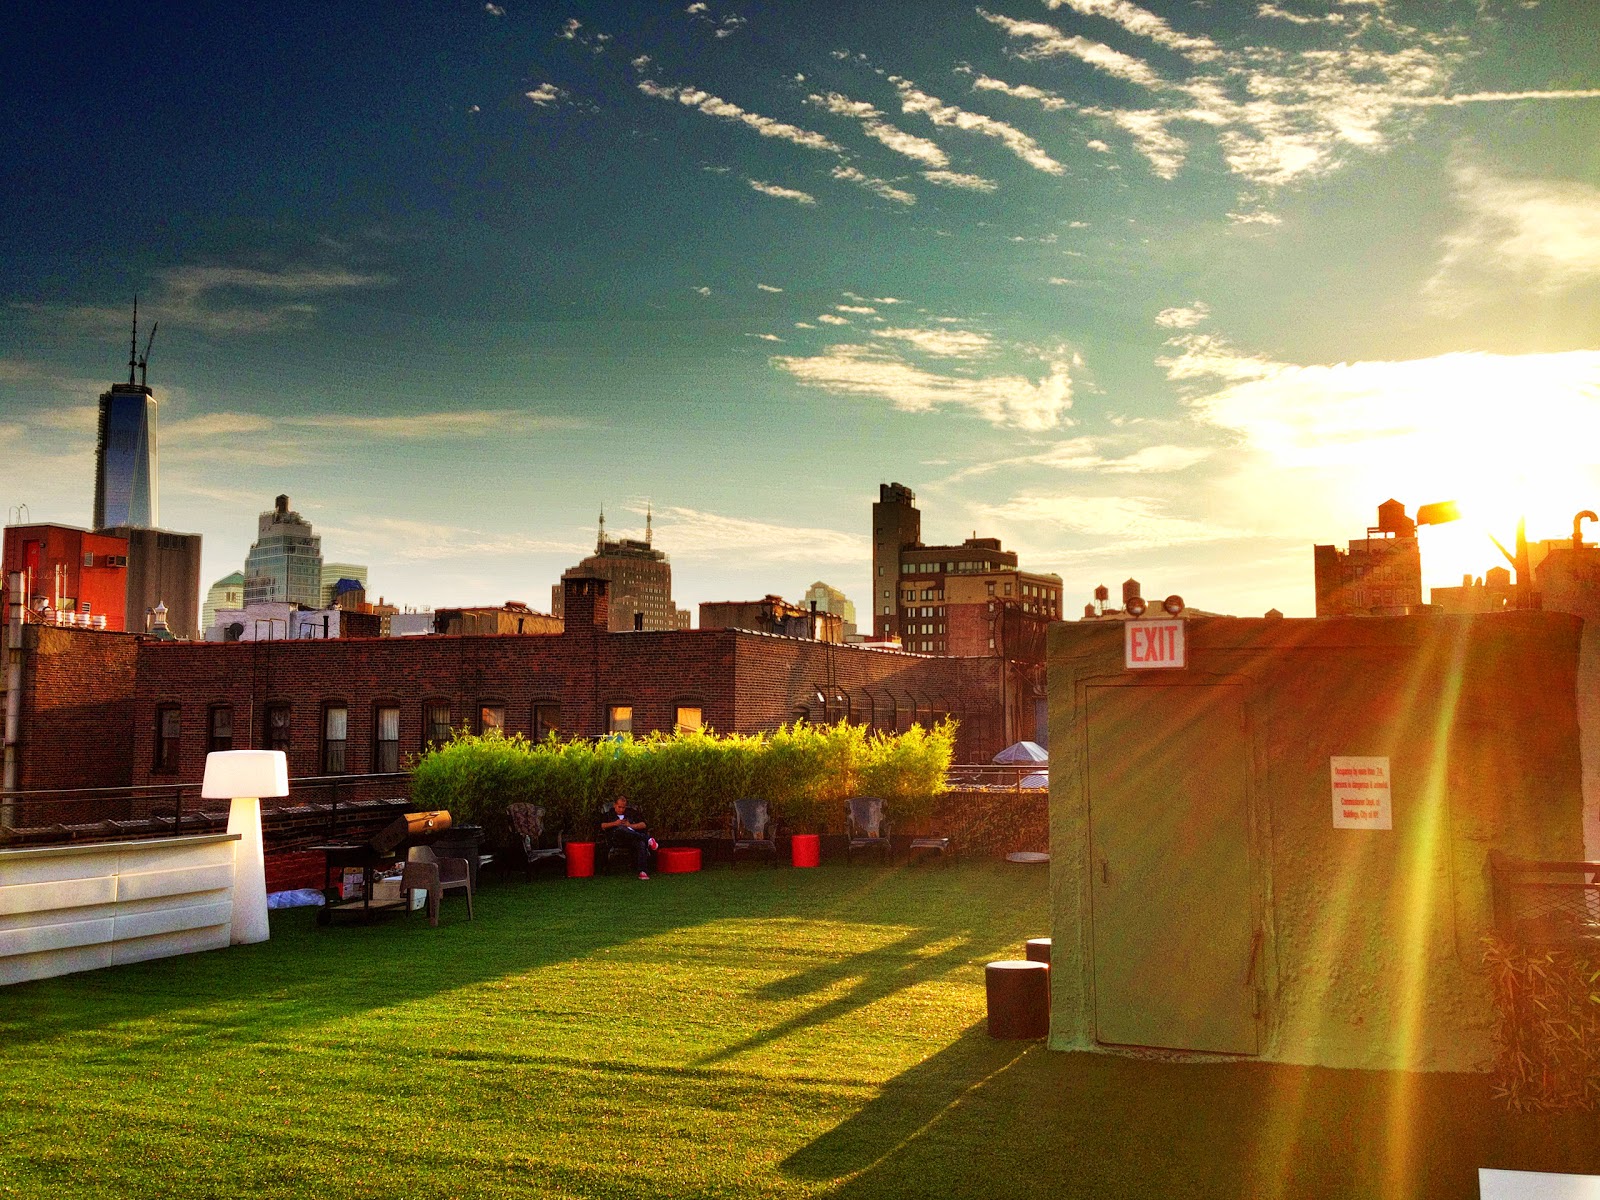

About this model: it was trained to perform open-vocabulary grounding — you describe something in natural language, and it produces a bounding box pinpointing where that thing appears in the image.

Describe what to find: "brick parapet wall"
[120,628,1009,787]
[16,626,142,790]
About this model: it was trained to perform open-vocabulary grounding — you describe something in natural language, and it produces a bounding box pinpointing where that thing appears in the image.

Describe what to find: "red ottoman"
[657,847,701,874]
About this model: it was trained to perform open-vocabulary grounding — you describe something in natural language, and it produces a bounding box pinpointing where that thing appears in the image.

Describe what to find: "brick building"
[4,577,1014,793]
[870,482,1062,650]
[699,595,843,642]
[1313,499,1423,617]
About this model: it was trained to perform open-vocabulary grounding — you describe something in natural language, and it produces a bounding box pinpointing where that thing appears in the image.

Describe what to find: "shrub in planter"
[1483,934,1600,1112]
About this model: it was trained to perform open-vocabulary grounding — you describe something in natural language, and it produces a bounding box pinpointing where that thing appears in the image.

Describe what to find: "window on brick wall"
[322,704,348,774]
[675,705,703,733]
[153,705,181,773]
[533,702,561,741]
[208,705,233,753]
[374,706,400,773]
[478,702,505,734]
[608,705,633,735]
[423,700,451,748]
[265,703,291,754]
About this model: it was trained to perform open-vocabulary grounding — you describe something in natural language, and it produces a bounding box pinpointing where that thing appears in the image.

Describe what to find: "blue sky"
[3,0,1598,619]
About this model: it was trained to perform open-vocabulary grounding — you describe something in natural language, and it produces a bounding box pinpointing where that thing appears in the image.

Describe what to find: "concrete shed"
[1046,612,1587,1072]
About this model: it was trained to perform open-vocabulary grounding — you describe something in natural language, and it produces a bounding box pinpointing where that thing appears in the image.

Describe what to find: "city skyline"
[3,2,1598,618]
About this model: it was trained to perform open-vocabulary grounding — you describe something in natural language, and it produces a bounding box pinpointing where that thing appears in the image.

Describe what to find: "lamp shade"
[202,750,289,799]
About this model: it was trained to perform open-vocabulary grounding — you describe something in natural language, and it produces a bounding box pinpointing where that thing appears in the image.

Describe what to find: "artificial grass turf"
[0,860,1594,1199]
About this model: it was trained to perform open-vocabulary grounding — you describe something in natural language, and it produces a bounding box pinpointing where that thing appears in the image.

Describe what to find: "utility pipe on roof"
[4,570,25,807]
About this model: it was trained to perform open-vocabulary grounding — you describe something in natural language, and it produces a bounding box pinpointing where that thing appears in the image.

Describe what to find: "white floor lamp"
[202,750,289,945]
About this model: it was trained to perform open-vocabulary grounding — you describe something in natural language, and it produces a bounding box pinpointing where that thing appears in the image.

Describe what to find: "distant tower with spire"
[93,298,160,530]
[553,503,683,631]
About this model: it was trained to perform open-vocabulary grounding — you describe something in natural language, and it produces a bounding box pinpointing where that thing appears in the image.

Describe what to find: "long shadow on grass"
[784,1034,1600,1200]
[694,926,988,1067]
[0,863,1042,1067]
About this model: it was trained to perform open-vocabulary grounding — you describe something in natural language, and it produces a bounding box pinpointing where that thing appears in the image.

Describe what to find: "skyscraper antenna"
[597,506,606,552]
[646,503,653,545]
[137,321,158,389]
[128,296,140,385]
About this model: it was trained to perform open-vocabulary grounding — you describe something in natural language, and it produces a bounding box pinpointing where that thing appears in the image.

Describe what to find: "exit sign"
[1124,619,1186,670]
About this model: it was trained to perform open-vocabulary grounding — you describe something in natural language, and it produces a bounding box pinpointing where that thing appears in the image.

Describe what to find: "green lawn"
[0,861,1594,1199]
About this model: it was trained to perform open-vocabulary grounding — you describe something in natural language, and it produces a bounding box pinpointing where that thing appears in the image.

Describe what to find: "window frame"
[264,702,291,755]
[373,704,401,774]
[322,702,349,775]
[207,704,234,754]
[153,704,182,774]
[422,699,451,749]
[607,704,633,735]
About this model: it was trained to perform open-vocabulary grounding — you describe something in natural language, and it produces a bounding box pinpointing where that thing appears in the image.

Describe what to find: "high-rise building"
[872,483,921,640]
[93,305,159,531]
[244,495,323,606]
[320,562,369,607]
[870,483,1061,651]
[551,509,681,632]
[202,571,246,631]
[104,525,203,639]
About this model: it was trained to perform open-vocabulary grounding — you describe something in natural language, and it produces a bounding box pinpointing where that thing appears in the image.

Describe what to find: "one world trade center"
[93,303,158,530]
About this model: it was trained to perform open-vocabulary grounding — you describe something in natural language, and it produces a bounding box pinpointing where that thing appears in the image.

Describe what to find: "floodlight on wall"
[1124,595,1146,618]
[202,750,289,946]
[1163,595,1185,616]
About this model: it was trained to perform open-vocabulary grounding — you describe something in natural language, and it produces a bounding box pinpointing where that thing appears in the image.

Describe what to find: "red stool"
[657,847,701,874]
[790,833,821,868]
[565,841,595,878]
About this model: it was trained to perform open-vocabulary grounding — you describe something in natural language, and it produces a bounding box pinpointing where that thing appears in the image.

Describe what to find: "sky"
[2,0,1598,621]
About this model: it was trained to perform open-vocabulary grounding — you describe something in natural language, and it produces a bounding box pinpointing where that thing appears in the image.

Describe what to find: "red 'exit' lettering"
[1129,626,1177,662]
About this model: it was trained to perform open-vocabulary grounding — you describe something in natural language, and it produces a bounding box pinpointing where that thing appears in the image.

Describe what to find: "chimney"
[561,575,609,636]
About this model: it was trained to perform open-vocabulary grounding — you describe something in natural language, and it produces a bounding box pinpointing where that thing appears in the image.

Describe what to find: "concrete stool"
[985,960,1049,1039]
[1025,937,1051,964]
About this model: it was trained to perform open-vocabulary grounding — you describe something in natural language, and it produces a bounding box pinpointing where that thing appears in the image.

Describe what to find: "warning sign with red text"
[1330,756,1392,830]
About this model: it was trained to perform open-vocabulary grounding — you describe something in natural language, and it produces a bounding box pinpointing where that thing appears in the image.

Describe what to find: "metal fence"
[0,773,414,851]
[944,763,1049,791]
[1490,851,1600,947]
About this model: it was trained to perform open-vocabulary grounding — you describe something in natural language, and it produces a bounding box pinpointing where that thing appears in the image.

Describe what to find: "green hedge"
[408,720,954,844]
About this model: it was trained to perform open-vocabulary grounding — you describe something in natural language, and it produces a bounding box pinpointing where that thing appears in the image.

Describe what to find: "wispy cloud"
[1154,301,1211,329]
[831,165,916,206]
[1044,0,1222,61]
[806,91,950,168]
[643,505,867,563]
[1425,165,1600,308]
[748,178,818,205]
[685,2,746,39]
[890,76,1066,175]
[323,515,587,563]
[969,74,1069,112]
[757,283,783,293]
[525,84,566,107]
[637,80,841,153]
[943,435,1212,483]
[978,493,1233,547]
[978,10,1167,90]
[771,342,1073,430]
[870,327,994,357]
[921,170,998,192]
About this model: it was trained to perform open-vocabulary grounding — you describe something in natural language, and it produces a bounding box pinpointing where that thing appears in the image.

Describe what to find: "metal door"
[1087,683,1258,1054]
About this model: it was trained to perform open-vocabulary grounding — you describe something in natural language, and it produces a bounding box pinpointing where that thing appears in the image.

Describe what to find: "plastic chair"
[508,803,566,879]
[731,798,778,866]
[406,844,473,920]
[846,797,892,865]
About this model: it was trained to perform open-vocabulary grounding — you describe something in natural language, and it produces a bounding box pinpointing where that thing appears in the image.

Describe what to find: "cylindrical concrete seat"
[1025,937,1052,964]
[985,959,1049,1039]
